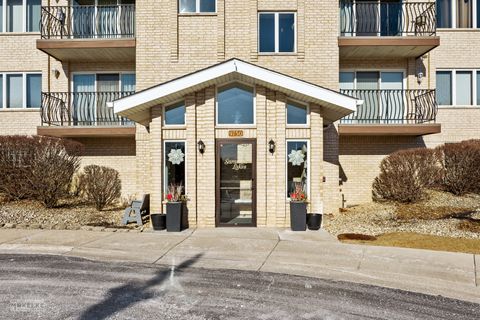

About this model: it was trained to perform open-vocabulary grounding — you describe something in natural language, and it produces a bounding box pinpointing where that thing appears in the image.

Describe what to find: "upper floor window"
[217,83,254,125]
[437,0,480,28]
[0,72,41,109]
[436,70,480,106]
[0,0,41,32]
[179,0,216,13]
[258,12,296,53]
[287,100,308,125]
[164,101,186,126]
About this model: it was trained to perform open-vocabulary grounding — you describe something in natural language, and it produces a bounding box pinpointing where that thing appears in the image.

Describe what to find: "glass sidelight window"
[164,141,186,195]
[259,12,296,53]
[217,83,254,125]
[286,140,309,199]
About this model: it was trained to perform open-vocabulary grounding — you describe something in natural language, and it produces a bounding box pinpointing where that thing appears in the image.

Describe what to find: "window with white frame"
[258,12,296,53]
[179,0,215,13]
[436,70,480,106]
[286,140,309,199]
[0,72,41,109]
[217,82,255,125]
[164,101,186,126]
[437,0,480,28]
[286,100,308,125]
[0,0,41,32]
[164,141,186,195]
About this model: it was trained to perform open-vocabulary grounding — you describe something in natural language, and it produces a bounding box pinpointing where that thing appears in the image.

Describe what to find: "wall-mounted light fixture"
[51,68,60,79]
[268,139,276,154]
[197,140,205,154]
[417,71,423,85]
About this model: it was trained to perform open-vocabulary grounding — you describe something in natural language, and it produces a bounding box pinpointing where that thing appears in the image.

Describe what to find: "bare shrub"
[372,148,442,203]
[79,165,121,211]
[439,140,480,195]
[0,136,83,207]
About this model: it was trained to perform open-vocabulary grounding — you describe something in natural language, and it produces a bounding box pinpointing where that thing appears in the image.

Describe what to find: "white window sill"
[215,125,256,129]
[258,52,297,56]
[0,108,40,112]
[178,12,217,17]
[437,28,480,32]
[163,125,187,129]
[0,32,40,36]
[438,105,480,109]
[286,124,309,129]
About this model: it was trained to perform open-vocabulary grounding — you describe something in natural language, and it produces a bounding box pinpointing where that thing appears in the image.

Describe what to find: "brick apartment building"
[0,1,478,227]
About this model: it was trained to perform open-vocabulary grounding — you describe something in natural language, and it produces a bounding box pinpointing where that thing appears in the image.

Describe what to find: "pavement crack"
[356,249,365,270]
[258,239,280,272]
[474,255,478,287]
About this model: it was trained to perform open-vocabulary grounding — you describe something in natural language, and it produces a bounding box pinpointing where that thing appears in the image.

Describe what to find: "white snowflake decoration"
[288,150,305,166]
[168,149,185,165]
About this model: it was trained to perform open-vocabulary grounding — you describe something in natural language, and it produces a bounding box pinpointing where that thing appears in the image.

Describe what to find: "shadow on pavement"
[78,254,202,320]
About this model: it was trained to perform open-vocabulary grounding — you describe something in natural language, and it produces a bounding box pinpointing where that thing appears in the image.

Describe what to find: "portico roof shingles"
[110,59,361,125]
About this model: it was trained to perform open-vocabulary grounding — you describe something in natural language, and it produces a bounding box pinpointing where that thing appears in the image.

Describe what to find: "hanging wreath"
[288,149,305,166]
[168,149,185,165]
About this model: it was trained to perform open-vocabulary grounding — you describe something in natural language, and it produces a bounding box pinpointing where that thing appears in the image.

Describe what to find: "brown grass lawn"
[339,232,480,254]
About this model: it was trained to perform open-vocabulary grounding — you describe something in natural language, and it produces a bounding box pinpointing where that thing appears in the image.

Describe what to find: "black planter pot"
[307,213,322,231]
[151,214,166,231]
[290,202,307,231]
[166,202,183,232]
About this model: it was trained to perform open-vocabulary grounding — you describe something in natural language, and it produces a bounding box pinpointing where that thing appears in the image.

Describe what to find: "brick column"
[149,106,163,214]
[274,92,287,227]
[185,94,197,227]
[196,87,216,227]
[255,86,267,226]
[309,104,324,214]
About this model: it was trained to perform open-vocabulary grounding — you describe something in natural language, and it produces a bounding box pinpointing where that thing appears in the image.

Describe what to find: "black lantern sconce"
[268,139,276,154]
[197,140,205,154]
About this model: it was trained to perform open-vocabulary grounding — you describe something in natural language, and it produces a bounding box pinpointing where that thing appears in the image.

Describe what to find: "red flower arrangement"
[289,183,307,202]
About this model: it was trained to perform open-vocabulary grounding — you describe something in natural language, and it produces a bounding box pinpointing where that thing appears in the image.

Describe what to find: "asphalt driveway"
[0,254,478,320]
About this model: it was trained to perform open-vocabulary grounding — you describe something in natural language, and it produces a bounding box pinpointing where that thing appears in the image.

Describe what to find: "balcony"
[339,1,440,59]
[37,5,135,62]
[38,92,135,138]
[339,89,441,136]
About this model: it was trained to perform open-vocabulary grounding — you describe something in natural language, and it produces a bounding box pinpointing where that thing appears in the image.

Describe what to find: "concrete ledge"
[37,126,136,138]
[338,123,441,136]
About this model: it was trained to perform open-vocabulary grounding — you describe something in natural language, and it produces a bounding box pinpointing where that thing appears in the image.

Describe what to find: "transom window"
[217,83,255,125]
[164,101,186,126]
[179,0,216,13]
[258,12,296,53]
[437,0,480,28]
[286,140,309,199]
[436,70,480,106]
[286,100,308,125]
[0,0,41,32]
[0,72,41,109]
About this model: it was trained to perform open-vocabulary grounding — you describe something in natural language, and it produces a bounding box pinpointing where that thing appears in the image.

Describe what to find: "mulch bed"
[0,197,149,230]
[323,190,480,240]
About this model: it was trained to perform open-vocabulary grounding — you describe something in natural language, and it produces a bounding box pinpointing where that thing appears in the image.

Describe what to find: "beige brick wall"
[72,137,137,198]
[136,0,339,90]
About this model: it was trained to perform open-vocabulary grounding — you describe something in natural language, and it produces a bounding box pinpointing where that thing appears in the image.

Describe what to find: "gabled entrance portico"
[109,59,360,228]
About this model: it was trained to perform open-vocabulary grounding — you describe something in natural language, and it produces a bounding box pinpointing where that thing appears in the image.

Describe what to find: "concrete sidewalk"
[0,228,478,303]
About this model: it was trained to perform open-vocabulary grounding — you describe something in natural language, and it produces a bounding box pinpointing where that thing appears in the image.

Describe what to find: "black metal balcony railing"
[40,5,135,39]
[41,92,134,126]
[340,89,437,124]
[340,1,436,37]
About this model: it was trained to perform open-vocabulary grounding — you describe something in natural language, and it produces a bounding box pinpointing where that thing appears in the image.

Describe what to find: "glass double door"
[216,139,256,227]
